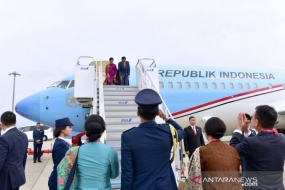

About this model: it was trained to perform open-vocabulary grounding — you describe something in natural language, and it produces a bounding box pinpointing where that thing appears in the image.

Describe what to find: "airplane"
[15,63,285,140]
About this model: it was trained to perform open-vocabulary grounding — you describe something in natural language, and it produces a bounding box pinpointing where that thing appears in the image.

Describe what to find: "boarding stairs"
[103,85,140,188]
[74,57,182,189]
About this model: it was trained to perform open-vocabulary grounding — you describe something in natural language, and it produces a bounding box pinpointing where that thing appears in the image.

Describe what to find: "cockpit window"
[57,81,70,89]
[49,81,61,88]
[68,80,74,88]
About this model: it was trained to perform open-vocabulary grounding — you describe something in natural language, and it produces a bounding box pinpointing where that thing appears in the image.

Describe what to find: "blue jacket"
[48,138,70,189]
[0,127,28,190]
[121,119,184,190]
[118,61,130,77]
[230,131,285,190]
[33,129,44,145]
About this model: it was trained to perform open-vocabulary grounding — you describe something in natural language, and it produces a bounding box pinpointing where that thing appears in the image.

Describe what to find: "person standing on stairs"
[118,56,130,85]
[121,88,184,190]
[105,57,117,85]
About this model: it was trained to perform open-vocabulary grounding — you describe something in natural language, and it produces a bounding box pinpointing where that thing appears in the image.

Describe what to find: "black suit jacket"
[33,129,44,145]
[0,127,28,190]
[183,126,205,157]
[239,129,256,172]
[118,61,130,77]
[230,131,285,190]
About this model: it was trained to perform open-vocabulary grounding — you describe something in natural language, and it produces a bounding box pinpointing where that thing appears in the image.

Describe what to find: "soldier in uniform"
[33,122,44,163]
[121,89,184,190]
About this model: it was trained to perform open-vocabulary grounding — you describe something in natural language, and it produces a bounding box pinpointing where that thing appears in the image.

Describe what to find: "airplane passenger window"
[168,82,173,88]
[220,83,225,89]
[268,83,273,89]
[177,82,182,88]
[68,80,75,88]
[253,83,258,89]
[57,81,70,89]
[186,82,191,88]
[229,83,234,89]
[245,83,250,89]
[238,83,243,89]
[194,82,199,89]
[212,82,217,89]
[159,82,164,88]
[203,82,208,89]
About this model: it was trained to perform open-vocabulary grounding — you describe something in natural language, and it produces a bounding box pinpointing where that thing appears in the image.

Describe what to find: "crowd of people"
[0,88,285,190]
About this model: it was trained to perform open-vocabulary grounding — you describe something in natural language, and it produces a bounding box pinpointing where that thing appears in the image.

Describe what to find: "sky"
[1,0,285,126]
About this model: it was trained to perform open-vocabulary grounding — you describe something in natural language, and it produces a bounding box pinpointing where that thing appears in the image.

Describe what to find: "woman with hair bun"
[75,114,119,190]
[184,117,243,190]
[57,115,119,189]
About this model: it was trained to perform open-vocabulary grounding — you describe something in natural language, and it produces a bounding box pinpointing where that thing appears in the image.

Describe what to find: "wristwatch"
[163,117,169,121]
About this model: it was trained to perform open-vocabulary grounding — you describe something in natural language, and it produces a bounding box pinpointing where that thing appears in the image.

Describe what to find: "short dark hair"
[204,117,226,139]
[189,116,195,120]
[254,105,277,129]
[138,106,158,120]
[245,113,251,121]
[1,111,16,126]
[84,114,106,141]
[109,57,113,61]
[122,56,126,59]
[36,122,40,125]
[53,126,67,138]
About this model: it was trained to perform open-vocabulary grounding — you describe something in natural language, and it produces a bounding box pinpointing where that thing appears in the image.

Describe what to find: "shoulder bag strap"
[64,146,81,190]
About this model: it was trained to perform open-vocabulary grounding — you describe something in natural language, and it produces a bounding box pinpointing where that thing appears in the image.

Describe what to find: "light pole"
[9,71,20,112]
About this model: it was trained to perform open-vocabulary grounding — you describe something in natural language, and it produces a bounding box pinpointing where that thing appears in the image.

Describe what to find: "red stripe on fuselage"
[172,84,283,116]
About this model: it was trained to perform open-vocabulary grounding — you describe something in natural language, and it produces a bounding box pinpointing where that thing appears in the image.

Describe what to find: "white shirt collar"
[57,136,72,146]
[2,126,15,135]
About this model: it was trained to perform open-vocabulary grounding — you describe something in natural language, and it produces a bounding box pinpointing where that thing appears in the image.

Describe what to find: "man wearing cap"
[121,89,184,190]
[48,117,73,190]
[118,56,130,85]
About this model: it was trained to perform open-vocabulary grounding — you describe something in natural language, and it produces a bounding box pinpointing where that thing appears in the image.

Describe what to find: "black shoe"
[38,160,42,163]
[33,161,36,163]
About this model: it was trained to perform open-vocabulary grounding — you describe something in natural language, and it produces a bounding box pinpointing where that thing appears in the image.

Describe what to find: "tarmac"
[20,139,54,190]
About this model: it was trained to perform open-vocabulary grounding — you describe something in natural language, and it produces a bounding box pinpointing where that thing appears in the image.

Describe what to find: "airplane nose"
[15,92,40,121]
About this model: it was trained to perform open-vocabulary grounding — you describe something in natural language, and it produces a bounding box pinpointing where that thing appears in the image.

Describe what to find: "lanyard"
[261,129,278,135]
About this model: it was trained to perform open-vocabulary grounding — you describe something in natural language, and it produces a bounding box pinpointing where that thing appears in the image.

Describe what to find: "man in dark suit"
[230,105,285,190]
[183,116,205,159]
[238,113,256,174]
[33,122,44,163]
[118,56,130,85]
[0,123,2,136]
[121,89,184,190]
[0,111,28,190]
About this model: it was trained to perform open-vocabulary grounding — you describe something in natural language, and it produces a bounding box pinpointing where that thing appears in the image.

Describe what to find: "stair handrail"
[136,58,182,186]
[136,58,173,119]
[98,60,106,143]
[76,56,94,65]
